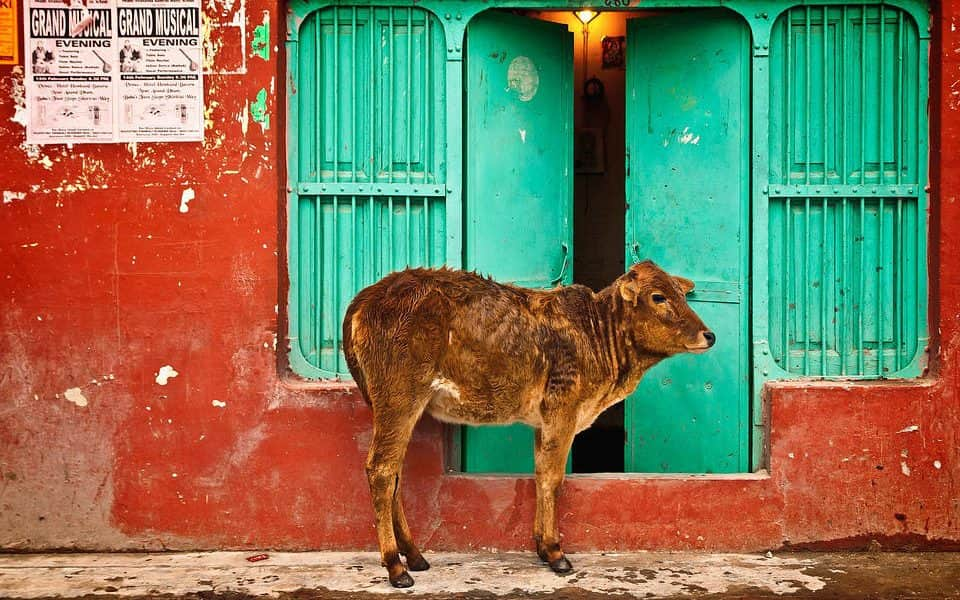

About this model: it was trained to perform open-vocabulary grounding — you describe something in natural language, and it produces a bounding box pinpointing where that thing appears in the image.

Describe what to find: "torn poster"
[25,0,117,143]
[23,0,203,144]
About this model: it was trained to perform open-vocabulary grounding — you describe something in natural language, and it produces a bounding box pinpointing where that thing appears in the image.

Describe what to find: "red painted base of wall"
[1,0,959,551]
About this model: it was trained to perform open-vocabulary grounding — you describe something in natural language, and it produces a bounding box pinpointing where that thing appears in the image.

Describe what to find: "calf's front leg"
[533,425,576,574]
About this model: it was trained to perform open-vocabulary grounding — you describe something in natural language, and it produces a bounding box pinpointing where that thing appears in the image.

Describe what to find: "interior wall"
[536,11,638,291]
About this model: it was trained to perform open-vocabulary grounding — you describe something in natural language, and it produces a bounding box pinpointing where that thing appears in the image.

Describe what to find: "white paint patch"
[788,452,795,459]
[678,126,702,145]
[900,461,911,476]
[519,128,527,143]
[3,191,26,204]
[507,56,539,101]
[212,400,227,408]
[240,100,249,136]
[179,188,195,213]
[64,387,88,407]
[155,365,179,385]
[934,460,942,469]
[897,424,920,433]
[430,377,461,400]
[9,66,28,127]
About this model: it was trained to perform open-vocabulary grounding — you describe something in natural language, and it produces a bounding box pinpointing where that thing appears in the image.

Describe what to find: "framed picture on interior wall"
[575,128,605,174]
[601,36,625,69]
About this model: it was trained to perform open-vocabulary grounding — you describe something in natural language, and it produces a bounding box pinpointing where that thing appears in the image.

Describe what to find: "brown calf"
[342,260,714,587]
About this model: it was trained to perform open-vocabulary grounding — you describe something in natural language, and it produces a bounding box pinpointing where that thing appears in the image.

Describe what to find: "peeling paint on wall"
[64,387,88,408]
[252,11,270,61]
[3,191,25,204]
[180,188,195,213]
[155,365,179,385]
[250,88,270,131]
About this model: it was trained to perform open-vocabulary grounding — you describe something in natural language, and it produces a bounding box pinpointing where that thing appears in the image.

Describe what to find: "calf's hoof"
[406,554,431,572]
[548,556,573,574]
[389,571,415,588]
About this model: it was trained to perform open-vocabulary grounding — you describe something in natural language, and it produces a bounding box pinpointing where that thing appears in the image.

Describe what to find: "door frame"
[285,0,931,474]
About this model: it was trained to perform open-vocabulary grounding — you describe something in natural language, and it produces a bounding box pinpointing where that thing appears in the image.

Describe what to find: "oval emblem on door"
[507,56,539,101]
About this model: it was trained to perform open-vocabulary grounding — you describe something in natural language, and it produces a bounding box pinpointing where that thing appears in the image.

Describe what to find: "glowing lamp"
[574,9,600,25]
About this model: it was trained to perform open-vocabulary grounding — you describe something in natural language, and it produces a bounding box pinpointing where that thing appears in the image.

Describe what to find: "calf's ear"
[619,276,641,306]
[673,276,695,294]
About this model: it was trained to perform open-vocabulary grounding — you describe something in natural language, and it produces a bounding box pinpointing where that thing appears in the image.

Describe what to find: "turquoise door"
[461,11,573,472]
[624,10,751,473]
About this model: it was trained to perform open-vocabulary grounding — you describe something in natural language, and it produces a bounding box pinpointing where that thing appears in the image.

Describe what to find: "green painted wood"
[623,10,751,474]
[461,10,573,474]
[287,7,448,378]
[764,5,928,379]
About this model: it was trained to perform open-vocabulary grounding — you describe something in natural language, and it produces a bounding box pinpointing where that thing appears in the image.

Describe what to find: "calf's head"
[615,260,715,356]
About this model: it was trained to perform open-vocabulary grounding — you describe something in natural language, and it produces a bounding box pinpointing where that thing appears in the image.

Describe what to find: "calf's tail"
[342,298,371,405]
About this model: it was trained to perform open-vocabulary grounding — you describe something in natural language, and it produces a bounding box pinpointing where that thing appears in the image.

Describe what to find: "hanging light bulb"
[574,9,600,25]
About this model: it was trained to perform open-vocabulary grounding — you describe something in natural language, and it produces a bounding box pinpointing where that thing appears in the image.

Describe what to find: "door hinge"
[625,147,630,178]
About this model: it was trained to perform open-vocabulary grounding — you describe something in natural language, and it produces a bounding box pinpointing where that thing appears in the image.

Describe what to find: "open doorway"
[461,8,752,475]
[533,11,643,473]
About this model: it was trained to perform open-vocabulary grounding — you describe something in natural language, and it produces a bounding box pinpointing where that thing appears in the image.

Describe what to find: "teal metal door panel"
[462,11,573,473]
[764,5,928,379]
[464,10,573,288]
[287,6,448,379]
[624,10,751,473]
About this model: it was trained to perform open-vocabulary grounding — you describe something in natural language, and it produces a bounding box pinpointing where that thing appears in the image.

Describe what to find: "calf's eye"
[651,293,667,304]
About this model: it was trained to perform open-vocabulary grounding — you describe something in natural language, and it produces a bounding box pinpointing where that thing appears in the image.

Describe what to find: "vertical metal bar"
[804,197,811,375]
[896,198,903,371]
[805,8,811,184]
[840,197,848,375]
[860,7,866,184]
[387,196,397,273]
[314,198,322,365]
[786,9,792,184]
[405,195,411,266]
[315,20,322,180]
[332,195,339,365]
[424,15,431,182]
[821,197,828,375]
[879,5,885,185]
[897,11,904,185]
[423,197,430,265]
[351,195,357,301]
[369,196,376,278]
[370,8,376,180]
[878,197,884,376]
[858,197,866,373]
[388,9,394,182]
[351,7,357,183]
[333,6,339,183]
[406,8,412,183]
[784,198,792,370]
[841,6,847,184]
[823,6,829,184]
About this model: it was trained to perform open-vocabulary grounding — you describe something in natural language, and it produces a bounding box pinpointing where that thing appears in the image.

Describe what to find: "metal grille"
[294,194,446,374]
[768,5,927,377]
[290,6,447,378]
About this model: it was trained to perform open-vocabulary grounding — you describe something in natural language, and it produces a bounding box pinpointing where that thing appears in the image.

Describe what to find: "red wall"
[1,0,958,551]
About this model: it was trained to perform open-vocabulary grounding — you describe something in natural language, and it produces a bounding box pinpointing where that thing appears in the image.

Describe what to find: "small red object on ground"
[246,553,269,562]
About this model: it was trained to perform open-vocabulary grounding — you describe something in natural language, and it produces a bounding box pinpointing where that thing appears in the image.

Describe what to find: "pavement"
[0,551,958,599]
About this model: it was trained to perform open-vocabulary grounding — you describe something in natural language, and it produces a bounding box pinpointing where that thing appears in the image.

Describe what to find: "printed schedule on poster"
[24,0,203,144]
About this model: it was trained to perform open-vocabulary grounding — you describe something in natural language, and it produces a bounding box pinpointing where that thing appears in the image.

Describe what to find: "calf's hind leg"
[366,399,426,588]
[393,483,430,571]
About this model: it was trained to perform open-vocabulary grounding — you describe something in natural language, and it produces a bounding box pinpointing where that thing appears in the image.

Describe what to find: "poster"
[23,0,203,144]
[25,0,116,143]
[0,0,17,65]
[116,0,203,142]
